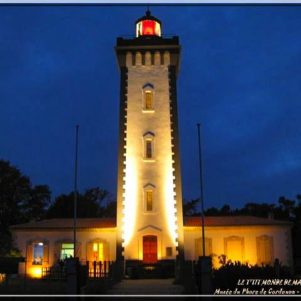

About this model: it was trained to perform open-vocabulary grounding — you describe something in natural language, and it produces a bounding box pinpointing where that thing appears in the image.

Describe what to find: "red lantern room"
[135,10,162,38]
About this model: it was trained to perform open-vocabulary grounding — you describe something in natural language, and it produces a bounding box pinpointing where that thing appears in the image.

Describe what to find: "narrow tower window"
[142,83,154,112]
[143,183,155,213]
[144,90,153,110]
[143,132,155,161]
[146,190,153,211]
[145,139,153,158]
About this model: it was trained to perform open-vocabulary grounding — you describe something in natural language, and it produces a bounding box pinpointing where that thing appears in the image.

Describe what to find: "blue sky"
[0,5,300,208]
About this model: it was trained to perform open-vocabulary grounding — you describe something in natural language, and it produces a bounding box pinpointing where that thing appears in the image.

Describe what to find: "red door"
[143,235,157,264]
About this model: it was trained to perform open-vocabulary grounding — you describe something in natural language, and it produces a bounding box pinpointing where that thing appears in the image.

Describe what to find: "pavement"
[106,278,184,295]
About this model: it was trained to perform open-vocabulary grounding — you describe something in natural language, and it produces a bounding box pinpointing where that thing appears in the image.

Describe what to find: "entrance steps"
[125,260,175,279]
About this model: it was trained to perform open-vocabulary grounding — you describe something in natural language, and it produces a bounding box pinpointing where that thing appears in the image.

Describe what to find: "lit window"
[256,235,274,265]
[143,183,155,213]
[144,90,153,110]
[142,83,154,112]
[146,190,153,211]
[33,242,44,265]
[60,243,74,260]
[143,132,155,160]
[92,242,104,262]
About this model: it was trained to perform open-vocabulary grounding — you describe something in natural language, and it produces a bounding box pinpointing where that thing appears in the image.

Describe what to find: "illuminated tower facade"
[115,10,184,266]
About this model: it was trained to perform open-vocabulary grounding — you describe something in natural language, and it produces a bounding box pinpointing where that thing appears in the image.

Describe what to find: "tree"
[205,206,220,216]
[0,160,51,255]
[220,204,231,215]
[22,185,51,221]
[46,187,115,218]
[101,199,117,217]
[278,196,295,219]
[242,202,275,218]
[183,198,200,216]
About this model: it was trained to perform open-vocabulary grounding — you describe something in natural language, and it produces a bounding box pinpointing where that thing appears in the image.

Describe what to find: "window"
[224,236,244,263]
[33,242,44,265]
[142,83,154,112]
[143,132,155,160]
[86,240,109,263]
[144,90,153,110]
[60,243,74,260]
[256,235,274,265]
[146,190,153,211]
[195,238,212,258]
[145,140,153,159]
[143,183,155,213]
[93,242,104,262]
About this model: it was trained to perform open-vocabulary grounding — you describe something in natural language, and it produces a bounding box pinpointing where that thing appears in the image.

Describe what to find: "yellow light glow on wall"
[93,242,98,252]
[122,156,138,247]
[163,161,178,245]
[28,266,42,278]
[99,243,104,262]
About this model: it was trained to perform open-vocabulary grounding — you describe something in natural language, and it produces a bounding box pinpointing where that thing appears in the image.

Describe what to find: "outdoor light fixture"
[29,266,42,278]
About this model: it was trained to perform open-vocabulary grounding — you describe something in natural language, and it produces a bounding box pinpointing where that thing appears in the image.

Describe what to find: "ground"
[106,279,184,295]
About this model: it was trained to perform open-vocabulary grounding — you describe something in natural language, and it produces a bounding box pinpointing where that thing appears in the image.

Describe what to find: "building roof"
[135,9,162,25]
[184,216,292,227]
[11,215,291,231]
[11,218,116,230]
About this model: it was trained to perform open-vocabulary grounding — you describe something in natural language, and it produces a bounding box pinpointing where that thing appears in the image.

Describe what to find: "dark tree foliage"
[46,187,116,218]
[183,198,200,216]
[0,160,51,256]
[183,195,301,221]
[23,185,51,221]
[101,199,117,217]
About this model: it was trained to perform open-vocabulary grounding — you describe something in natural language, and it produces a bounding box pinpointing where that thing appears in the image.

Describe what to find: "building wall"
[13,228,116,277]
[12,222,293,277]
[184,225,293,268]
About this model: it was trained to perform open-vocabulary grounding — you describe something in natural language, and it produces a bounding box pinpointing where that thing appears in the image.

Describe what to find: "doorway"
[143,235,157,264]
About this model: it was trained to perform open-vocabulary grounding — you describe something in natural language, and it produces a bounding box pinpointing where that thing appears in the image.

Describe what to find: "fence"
[42,266,66,280]
[40,260,116,281]
[87,260,113,279]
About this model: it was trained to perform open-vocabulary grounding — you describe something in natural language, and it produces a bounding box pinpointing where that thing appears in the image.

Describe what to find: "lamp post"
[73,125,79,258]
[197,123,205,257]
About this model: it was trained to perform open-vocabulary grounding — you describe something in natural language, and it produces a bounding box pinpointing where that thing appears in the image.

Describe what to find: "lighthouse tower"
[115,10,184,268]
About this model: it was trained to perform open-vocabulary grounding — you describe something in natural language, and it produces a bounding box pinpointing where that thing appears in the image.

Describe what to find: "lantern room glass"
[136,20,161,37]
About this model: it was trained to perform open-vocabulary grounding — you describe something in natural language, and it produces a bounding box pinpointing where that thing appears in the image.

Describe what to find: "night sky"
[1,5,300,209]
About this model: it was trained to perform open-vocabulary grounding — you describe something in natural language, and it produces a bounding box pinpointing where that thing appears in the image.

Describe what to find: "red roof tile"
[184,216,292,227]
[10,215,291,231]
[11,218,116,230]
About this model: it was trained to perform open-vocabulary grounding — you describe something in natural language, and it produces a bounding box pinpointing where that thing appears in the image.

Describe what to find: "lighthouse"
[115,10,184,269]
